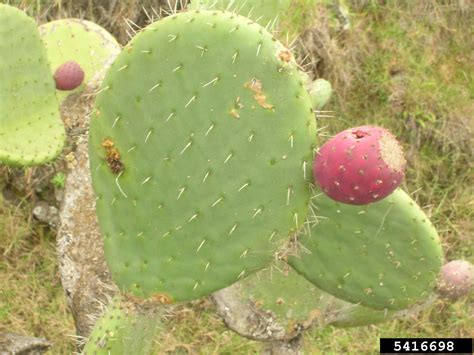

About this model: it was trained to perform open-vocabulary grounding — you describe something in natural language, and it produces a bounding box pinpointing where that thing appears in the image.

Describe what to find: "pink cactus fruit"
[437,260,474,300]
[53,61,85,91]
[313,126,406,205]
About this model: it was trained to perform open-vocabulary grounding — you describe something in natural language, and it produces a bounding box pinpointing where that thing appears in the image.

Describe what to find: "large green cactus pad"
[89,10,316,301]
[39,19,120,101]
[288,189,443,310]
[0,4,65,166]
[189,0,291,28]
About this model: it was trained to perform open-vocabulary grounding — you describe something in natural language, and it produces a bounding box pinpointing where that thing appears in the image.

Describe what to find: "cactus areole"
[313,126,406,205]
[54,61,85,90]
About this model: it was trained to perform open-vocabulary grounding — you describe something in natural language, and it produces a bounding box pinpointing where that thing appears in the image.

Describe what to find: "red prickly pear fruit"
[313,125,406,205]
[437,260,474,300]
[53,61,85,91]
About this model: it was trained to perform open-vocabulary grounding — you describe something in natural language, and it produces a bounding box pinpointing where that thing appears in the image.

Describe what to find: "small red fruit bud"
[54,61,85,91]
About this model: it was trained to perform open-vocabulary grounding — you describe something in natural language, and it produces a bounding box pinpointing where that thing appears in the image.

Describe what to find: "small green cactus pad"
[237,261,337,333]
[227,259,403,334]
[189,0,291,28]
[327,293,436,328]
[308,78,333,110]
[288,189,443,310]
[39,19,120,101]
[89,10,316,301]
[83,296,161,355]
[0,4,65,166]
[326,303,399,328]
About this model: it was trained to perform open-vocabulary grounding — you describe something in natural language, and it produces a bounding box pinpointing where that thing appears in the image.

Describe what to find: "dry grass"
[0,197,75,354]
[0,0,472,353]
[4,0,189,43]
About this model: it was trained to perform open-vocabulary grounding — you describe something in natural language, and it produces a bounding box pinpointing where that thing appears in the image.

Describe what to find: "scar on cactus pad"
[101,138,124,174]
[244,78,274,111]
[54,61,85,91]
[314,126,406,205]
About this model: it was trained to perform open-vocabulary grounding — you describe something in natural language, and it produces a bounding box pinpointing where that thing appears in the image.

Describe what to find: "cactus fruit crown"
[89,9,316,302]
[348,127,405,172]
[377,130,405,172]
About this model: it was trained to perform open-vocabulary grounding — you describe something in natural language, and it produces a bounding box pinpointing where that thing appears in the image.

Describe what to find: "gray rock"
[0,333,50,355]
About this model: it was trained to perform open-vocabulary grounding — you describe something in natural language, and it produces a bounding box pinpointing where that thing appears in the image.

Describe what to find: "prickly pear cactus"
[0,4,65,166]
[289,188,443,310]
[89,10,316,301]
[83,296,161,355]
[39,19,120,101]
[189,0,291,28]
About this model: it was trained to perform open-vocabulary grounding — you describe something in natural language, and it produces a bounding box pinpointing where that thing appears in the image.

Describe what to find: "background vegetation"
[0,0,472,353]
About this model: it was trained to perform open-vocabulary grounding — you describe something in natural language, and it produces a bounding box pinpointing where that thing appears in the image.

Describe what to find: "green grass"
[0,0,472,353]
